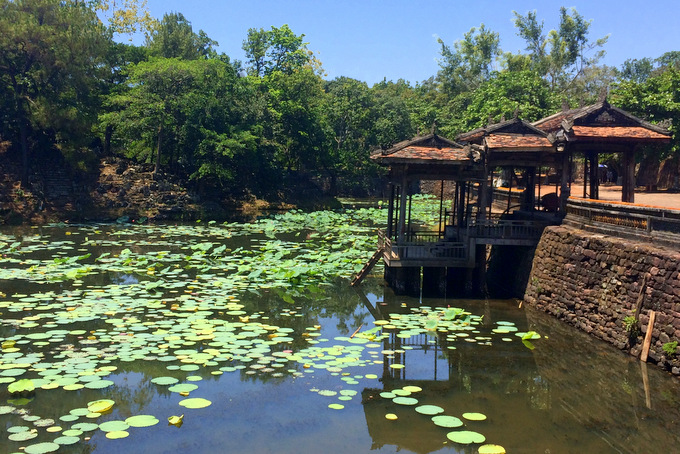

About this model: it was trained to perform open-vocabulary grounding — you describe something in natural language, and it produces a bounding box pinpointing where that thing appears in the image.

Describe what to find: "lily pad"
[87,399,115,414]
[54,435,81,445]
[446,430,486,444]
[106,430,130,439]
[178,397,212,409]
[24,442,60,454]
[479,444,506,454]
[392,397,418,405]
[8,429,38,441]
[8,378,35,394]
[98,420,129,432]
[125,415,160,427]
[415,405,444,415]
[432,415,464,428]
[462,412,487,421]
[151,376,179,386]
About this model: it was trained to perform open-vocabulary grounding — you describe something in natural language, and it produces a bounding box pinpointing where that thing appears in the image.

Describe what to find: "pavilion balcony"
[378,229,472,268]
[377,217,549,269]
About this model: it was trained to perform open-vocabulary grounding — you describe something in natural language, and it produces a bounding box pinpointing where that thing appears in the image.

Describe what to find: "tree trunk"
[104,124,113,156]
[154,123,162,174]
[20,118,29,188]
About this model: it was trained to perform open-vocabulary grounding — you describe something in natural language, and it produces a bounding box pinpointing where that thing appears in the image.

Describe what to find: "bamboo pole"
[640,310,656,362]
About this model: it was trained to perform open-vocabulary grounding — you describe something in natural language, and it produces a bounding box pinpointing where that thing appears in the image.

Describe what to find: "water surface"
[0,221,678,454]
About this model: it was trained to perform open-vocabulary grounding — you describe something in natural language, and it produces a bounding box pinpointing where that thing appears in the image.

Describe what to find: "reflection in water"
[0,224,679,454]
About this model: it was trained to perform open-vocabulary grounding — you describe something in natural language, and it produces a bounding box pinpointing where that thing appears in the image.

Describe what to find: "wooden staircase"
[350,247,384,286]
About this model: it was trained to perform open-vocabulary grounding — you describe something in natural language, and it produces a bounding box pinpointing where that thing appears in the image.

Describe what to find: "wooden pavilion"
[359,101,671,297]
[533,100,671,203]
[456,117,565,213]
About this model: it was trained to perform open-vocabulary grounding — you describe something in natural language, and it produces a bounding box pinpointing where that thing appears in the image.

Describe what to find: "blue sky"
[124,0,680,86]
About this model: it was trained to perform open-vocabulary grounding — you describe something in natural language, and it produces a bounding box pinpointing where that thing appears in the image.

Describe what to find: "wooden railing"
[566,197,680,246]
[468,218,546,241]
[378,229,469,265]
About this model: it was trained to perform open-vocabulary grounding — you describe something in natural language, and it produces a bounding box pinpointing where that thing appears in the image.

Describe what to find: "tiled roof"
[374,145,471,163]
[571,126,671,141]
[485,134,553,149]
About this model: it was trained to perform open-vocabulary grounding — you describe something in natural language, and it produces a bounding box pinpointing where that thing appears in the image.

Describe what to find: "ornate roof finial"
[430,120,437,135]
[561,98,570,112]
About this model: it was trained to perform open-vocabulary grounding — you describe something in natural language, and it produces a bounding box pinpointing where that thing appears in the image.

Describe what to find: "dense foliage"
[0,0,677,199]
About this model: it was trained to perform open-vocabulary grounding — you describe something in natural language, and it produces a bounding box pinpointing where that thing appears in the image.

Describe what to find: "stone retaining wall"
[524,224,680,376]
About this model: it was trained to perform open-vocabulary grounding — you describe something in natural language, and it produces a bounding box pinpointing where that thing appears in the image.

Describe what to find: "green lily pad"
[24,442,60,454]
[8,429,38,441]
[415,405,444,415]
[98,420,129,432]
[432,415,464,428]
[446,430,486,444]
[8,378,34,394]
[178,397,212,409]
[392,397,418,405]
[54,435,81,445]
[328,403,344,410]
[125,415,160,427]
[151,376,179,386]
[168,383,199,394]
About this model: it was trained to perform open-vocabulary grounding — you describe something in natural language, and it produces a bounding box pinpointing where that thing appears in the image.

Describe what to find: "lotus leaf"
[446,430,486,444]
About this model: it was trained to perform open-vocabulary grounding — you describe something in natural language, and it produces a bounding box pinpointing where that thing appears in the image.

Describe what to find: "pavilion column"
[457,181,466,226]
[386,184,395,238]
[622,149,636,203]
[397,172,409,243]
[523,167,536,210]
[588,152,599,200]
[559,151,570,213]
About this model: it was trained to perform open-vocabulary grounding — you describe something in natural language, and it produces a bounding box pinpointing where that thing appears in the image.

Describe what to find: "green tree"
[146,12,217,60]
[437,24,501,97]
[371,79,415,148]
[101,57,262,192]
[459,70,558,131]
[264,68,329,172]
[242,24,312,77]
[612,66,680,156]
[323,77,377,193]
[511,7,608,94]
[0,0,109,185]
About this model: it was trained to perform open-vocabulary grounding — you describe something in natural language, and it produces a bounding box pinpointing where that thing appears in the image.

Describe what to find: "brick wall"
[524,224,680,376]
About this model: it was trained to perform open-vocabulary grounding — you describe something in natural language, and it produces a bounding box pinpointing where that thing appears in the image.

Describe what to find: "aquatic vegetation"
[0,205,538,452]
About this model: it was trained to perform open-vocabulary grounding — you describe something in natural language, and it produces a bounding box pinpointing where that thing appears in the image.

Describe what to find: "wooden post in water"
[640,310,656,362]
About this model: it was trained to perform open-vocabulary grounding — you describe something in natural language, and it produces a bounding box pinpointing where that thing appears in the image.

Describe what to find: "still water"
[0,220,679,454]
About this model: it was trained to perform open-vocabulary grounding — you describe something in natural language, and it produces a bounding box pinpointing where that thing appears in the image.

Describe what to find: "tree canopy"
[0,2,677,199]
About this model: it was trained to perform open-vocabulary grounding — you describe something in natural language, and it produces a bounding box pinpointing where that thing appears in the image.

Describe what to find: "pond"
[1,208,679,454]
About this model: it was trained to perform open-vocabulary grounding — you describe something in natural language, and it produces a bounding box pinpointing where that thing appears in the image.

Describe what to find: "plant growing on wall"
[623,315,639,338]
[662,341,678,358]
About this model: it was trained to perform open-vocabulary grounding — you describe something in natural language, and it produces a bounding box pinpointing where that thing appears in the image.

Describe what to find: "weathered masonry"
[360,101,671,298]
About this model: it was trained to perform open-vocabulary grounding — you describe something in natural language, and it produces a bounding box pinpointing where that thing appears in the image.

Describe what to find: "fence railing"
[565,197,680,245]
[379,230,469,263]
[468,218,546,240]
